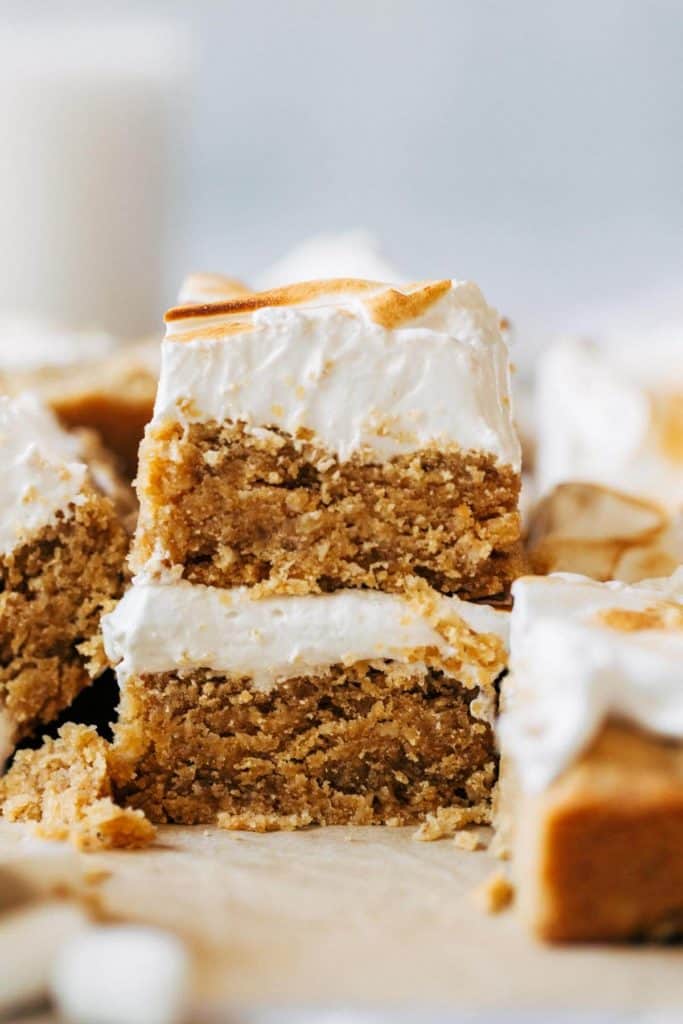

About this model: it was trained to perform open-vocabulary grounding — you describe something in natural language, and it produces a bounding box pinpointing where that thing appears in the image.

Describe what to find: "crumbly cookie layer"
[0,491,129,750]
[1,723,155,851]
[111,661,498,828]
[133,421,522,598]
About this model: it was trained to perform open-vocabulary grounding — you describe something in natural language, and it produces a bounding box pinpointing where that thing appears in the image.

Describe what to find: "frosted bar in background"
[0,20,192,338]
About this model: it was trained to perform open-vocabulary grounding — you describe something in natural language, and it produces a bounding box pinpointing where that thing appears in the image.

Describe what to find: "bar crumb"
[474,870,514,914]
[413,803,489,842]
[0,724,155,852]
[454,829,485,852]
[216,810,313,833]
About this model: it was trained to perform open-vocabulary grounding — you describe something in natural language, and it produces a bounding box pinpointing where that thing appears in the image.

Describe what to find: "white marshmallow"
[0,902,88,1016]
[51,925,191,1024]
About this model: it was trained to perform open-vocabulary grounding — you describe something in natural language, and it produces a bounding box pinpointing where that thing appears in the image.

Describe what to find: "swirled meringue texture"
[156,278,520,470]
[499,570,683,792]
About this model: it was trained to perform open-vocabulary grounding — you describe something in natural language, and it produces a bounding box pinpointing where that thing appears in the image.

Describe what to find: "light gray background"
[2,0,683,344]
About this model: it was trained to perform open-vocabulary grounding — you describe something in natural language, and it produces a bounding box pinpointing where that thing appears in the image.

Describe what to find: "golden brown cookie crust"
[111,659,499,829]
[133,420,523,599]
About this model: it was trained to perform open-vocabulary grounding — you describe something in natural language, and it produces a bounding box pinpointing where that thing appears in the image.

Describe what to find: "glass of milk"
[0,19,192,339]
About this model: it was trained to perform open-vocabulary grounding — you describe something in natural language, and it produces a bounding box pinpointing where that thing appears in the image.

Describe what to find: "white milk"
[0,21,191,339]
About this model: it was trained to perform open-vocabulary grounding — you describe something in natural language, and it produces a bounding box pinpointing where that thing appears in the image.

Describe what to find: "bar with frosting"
[498,571,683,942]
[132,278,523,599]
[103,276,522,830]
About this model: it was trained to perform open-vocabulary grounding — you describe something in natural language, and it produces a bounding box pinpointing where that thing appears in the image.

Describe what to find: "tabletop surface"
[1,820,681,1018]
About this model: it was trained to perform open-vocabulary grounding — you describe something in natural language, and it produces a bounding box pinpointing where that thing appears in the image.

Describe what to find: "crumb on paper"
[454,829,485,852]
[413,804,489,842]
[216,810,313,833]
[474,870,514,914]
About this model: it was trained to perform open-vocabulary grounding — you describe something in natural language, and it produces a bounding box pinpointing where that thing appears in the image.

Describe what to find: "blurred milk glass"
[0,20,192,339]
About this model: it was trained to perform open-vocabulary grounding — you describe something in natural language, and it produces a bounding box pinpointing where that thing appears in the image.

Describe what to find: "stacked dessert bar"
[103,277,522,829]
[498,571,683,941]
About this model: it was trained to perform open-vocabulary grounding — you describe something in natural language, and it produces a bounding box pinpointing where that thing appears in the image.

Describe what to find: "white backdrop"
[2,0,682,347]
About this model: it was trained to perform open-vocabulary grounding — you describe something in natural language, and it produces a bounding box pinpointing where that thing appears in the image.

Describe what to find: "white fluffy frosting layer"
[0,393,87,556]
[103,582,509,698]
[537,337,683,509]
[499,571,683,792]
[156,280,520,469]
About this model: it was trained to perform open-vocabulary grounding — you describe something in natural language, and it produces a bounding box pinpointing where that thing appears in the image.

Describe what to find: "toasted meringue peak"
[529,482,666,546]
[166,278,454,331]
[364,280,453,330]
[595,602,683,633]
[176,272,252,305]
[527,482,683,583]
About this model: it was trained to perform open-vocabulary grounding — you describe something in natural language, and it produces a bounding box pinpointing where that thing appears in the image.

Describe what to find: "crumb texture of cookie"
[0,491,129,751]
[474,870,514,914]
[413,803,491,842]
[133,421,522,598]
[0,723,155,851]
[111,662,497,828]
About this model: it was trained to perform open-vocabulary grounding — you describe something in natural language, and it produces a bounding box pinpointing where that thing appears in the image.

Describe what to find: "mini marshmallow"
[51,924,192,1024]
